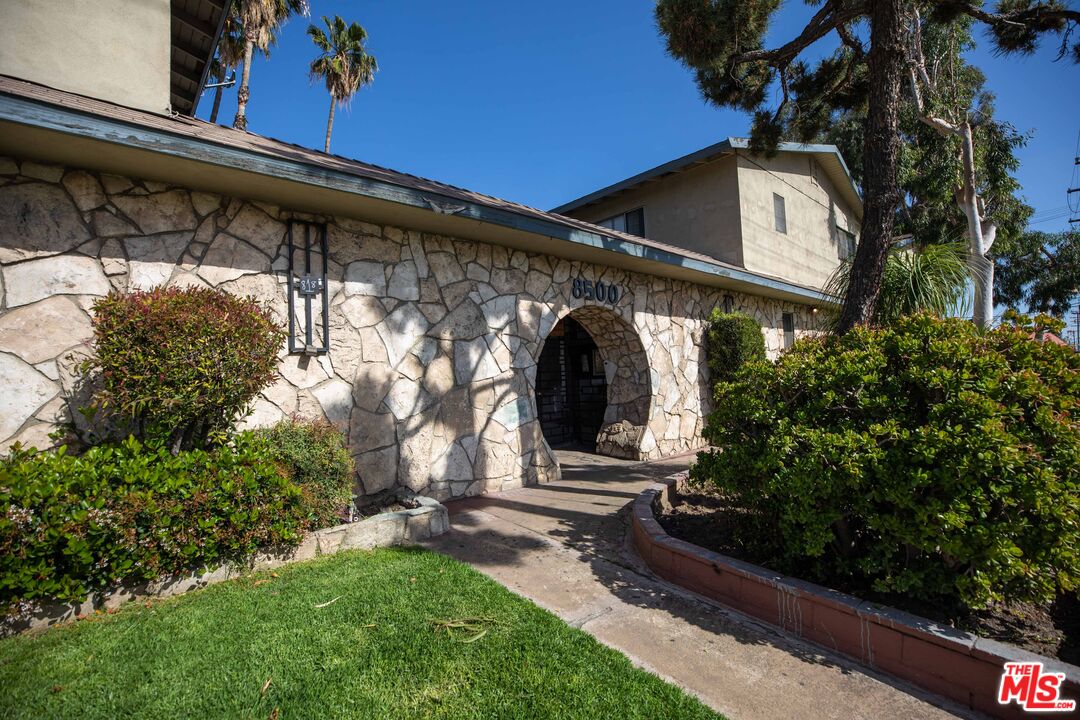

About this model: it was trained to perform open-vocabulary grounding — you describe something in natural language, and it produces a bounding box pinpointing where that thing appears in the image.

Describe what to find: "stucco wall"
[0,0,171,114]
[736,153,860,290]
[563,155,744,267]
[563,151,860,292]
[0,156,817,501]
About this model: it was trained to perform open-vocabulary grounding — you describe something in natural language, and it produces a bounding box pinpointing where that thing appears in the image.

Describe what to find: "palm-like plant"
[307,15,377,153]
[232,0,309,131]
[208,4,245,124]
[824,242,971,328]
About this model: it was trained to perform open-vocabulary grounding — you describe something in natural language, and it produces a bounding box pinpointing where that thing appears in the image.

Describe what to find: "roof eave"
[0,90,834,307]
[551,139,737,214]
[553,136,863,218]
[189,1,229,116]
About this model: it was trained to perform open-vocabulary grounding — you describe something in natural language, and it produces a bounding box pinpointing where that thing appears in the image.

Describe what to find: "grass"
[0,548,721,719]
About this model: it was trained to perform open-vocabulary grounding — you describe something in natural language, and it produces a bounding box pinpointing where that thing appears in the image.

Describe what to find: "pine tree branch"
[836,22,865,55]
[731,0,866,68]
[956,2,1080,28]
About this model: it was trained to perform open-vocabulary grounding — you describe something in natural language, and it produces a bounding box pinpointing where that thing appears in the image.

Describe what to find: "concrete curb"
[5,496,450,635]
[631,473,1080,719]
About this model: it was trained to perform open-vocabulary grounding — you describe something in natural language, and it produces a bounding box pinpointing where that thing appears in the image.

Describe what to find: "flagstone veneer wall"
[0,157,815,500]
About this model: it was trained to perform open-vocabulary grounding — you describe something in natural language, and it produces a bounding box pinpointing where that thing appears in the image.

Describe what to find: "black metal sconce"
[286,220,329,355]
[723,294,735,314]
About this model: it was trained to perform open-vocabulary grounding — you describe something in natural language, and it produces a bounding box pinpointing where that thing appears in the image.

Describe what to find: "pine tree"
[656,0,1079,332]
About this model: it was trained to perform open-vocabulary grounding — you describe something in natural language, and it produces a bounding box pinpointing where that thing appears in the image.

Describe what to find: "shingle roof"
[0,75,832,303]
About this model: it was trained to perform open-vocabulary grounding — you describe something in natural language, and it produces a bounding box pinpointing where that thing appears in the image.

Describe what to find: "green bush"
[693,313,1080,608]
[86,287,285,450]
[252,417,355,528]
[0,435,308,617]
[705,309,766,382]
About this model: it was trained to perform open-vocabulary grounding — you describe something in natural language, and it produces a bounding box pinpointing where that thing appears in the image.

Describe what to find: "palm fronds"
[824,242,971,328]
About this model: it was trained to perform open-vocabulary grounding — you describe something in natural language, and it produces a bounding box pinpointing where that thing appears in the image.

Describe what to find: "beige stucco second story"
[0,0,224,116]
[553,139,863,292]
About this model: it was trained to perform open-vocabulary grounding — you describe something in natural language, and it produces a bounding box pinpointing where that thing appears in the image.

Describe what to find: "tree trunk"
[324,96,336,153]
[835,0,907,334]
[232,39,255,130]
[957,122,994,328]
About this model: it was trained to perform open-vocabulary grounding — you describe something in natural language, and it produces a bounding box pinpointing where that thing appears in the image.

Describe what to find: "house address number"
[571,277,620,304]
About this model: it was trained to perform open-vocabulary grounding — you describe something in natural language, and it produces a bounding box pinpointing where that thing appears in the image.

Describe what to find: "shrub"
[705,309,766,382]
[251,417,355,528]
[0,434,308,617]
[693,313,1080,608]
[86,287,285,451]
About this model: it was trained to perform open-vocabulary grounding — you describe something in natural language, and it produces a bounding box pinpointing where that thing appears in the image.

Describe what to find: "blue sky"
[198,0,1079,230]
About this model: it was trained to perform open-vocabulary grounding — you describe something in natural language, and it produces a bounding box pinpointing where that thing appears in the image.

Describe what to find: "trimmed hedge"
[86,287,285,450]
[0,435,309,618]
[705,309,766,382]
[252,418,355,528]
[693,313,1080,608]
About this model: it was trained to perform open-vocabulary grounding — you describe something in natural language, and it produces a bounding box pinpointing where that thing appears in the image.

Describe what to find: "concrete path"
[423,450,978,720]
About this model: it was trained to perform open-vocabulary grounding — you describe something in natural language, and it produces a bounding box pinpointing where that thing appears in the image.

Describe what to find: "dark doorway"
[534,316,608,450]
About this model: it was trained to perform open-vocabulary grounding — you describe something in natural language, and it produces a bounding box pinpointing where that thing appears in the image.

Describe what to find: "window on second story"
[837,228,857,260]
[598,207,645,238]
[782,312,795,349]
[773,193,787,234]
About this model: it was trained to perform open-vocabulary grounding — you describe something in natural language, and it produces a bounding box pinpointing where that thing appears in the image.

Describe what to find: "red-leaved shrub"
[87,287,284,450]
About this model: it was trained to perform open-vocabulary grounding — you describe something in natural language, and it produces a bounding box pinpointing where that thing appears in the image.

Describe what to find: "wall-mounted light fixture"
[723,294,735,313]
[286,220,329,355]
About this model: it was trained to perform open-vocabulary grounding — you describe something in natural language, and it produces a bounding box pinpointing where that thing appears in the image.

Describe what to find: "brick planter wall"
[631,475,1080,719]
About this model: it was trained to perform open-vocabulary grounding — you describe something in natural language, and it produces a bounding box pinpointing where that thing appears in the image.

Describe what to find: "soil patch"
[355,495,421,519]
[656,480,1080,664]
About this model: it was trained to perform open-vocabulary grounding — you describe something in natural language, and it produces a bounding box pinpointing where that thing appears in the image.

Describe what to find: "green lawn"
[0,547,720,719]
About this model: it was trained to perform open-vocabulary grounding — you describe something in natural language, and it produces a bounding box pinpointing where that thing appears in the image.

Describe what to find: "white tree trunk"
[957,123,994,329]
[908,9,997,329]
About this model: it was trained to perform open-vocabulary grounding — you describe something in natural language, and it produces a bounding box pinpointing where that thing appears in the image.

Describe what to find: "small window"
[773,193,787,234]
[782,312,795,349]
[597,208,646,238]
[837,228,856,260]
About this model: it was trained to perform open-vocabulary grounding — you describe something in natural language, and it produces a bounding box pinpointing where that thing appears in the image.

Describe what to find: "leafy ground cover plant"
[86,287,284,451]
[251,417,355,527]
[0,435,308,619]
[695,313,1080,608]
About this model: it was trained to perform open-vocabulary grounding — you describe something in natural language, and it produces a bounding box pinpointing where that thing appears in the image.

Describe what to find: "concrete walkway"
[423,450,977,720]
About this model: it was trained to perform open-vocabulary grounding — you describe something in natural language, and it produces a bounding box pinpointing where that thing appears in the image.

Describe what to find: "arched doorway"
[535,316,607,449]
[533,306,651,459]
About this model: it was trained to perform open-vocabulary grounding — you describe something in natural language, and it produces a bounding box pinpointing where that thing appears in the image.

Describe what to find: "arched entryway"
[533,306,651,459]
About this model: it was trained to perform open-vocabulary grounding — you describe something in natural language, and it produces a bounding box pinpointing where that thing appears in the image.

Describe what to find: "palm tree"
[232,0,309,131]
[307,15,377,153]
[208,4,245,124]
[823,242,971,328]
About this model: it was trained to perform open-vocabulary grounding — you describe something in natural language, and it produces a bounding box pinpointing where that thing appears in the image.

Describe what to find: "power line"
[1068,125,1080,222]
[1029,209,1072,225]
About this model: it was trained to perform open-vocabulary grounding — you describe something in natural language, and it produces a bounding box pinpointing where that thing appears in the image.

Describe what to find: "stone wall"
[0,157,817,500]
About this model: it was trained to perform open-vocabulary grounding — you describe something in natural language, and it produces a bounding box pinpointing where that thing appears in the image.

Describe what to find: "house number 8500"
[571,277,620,304]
